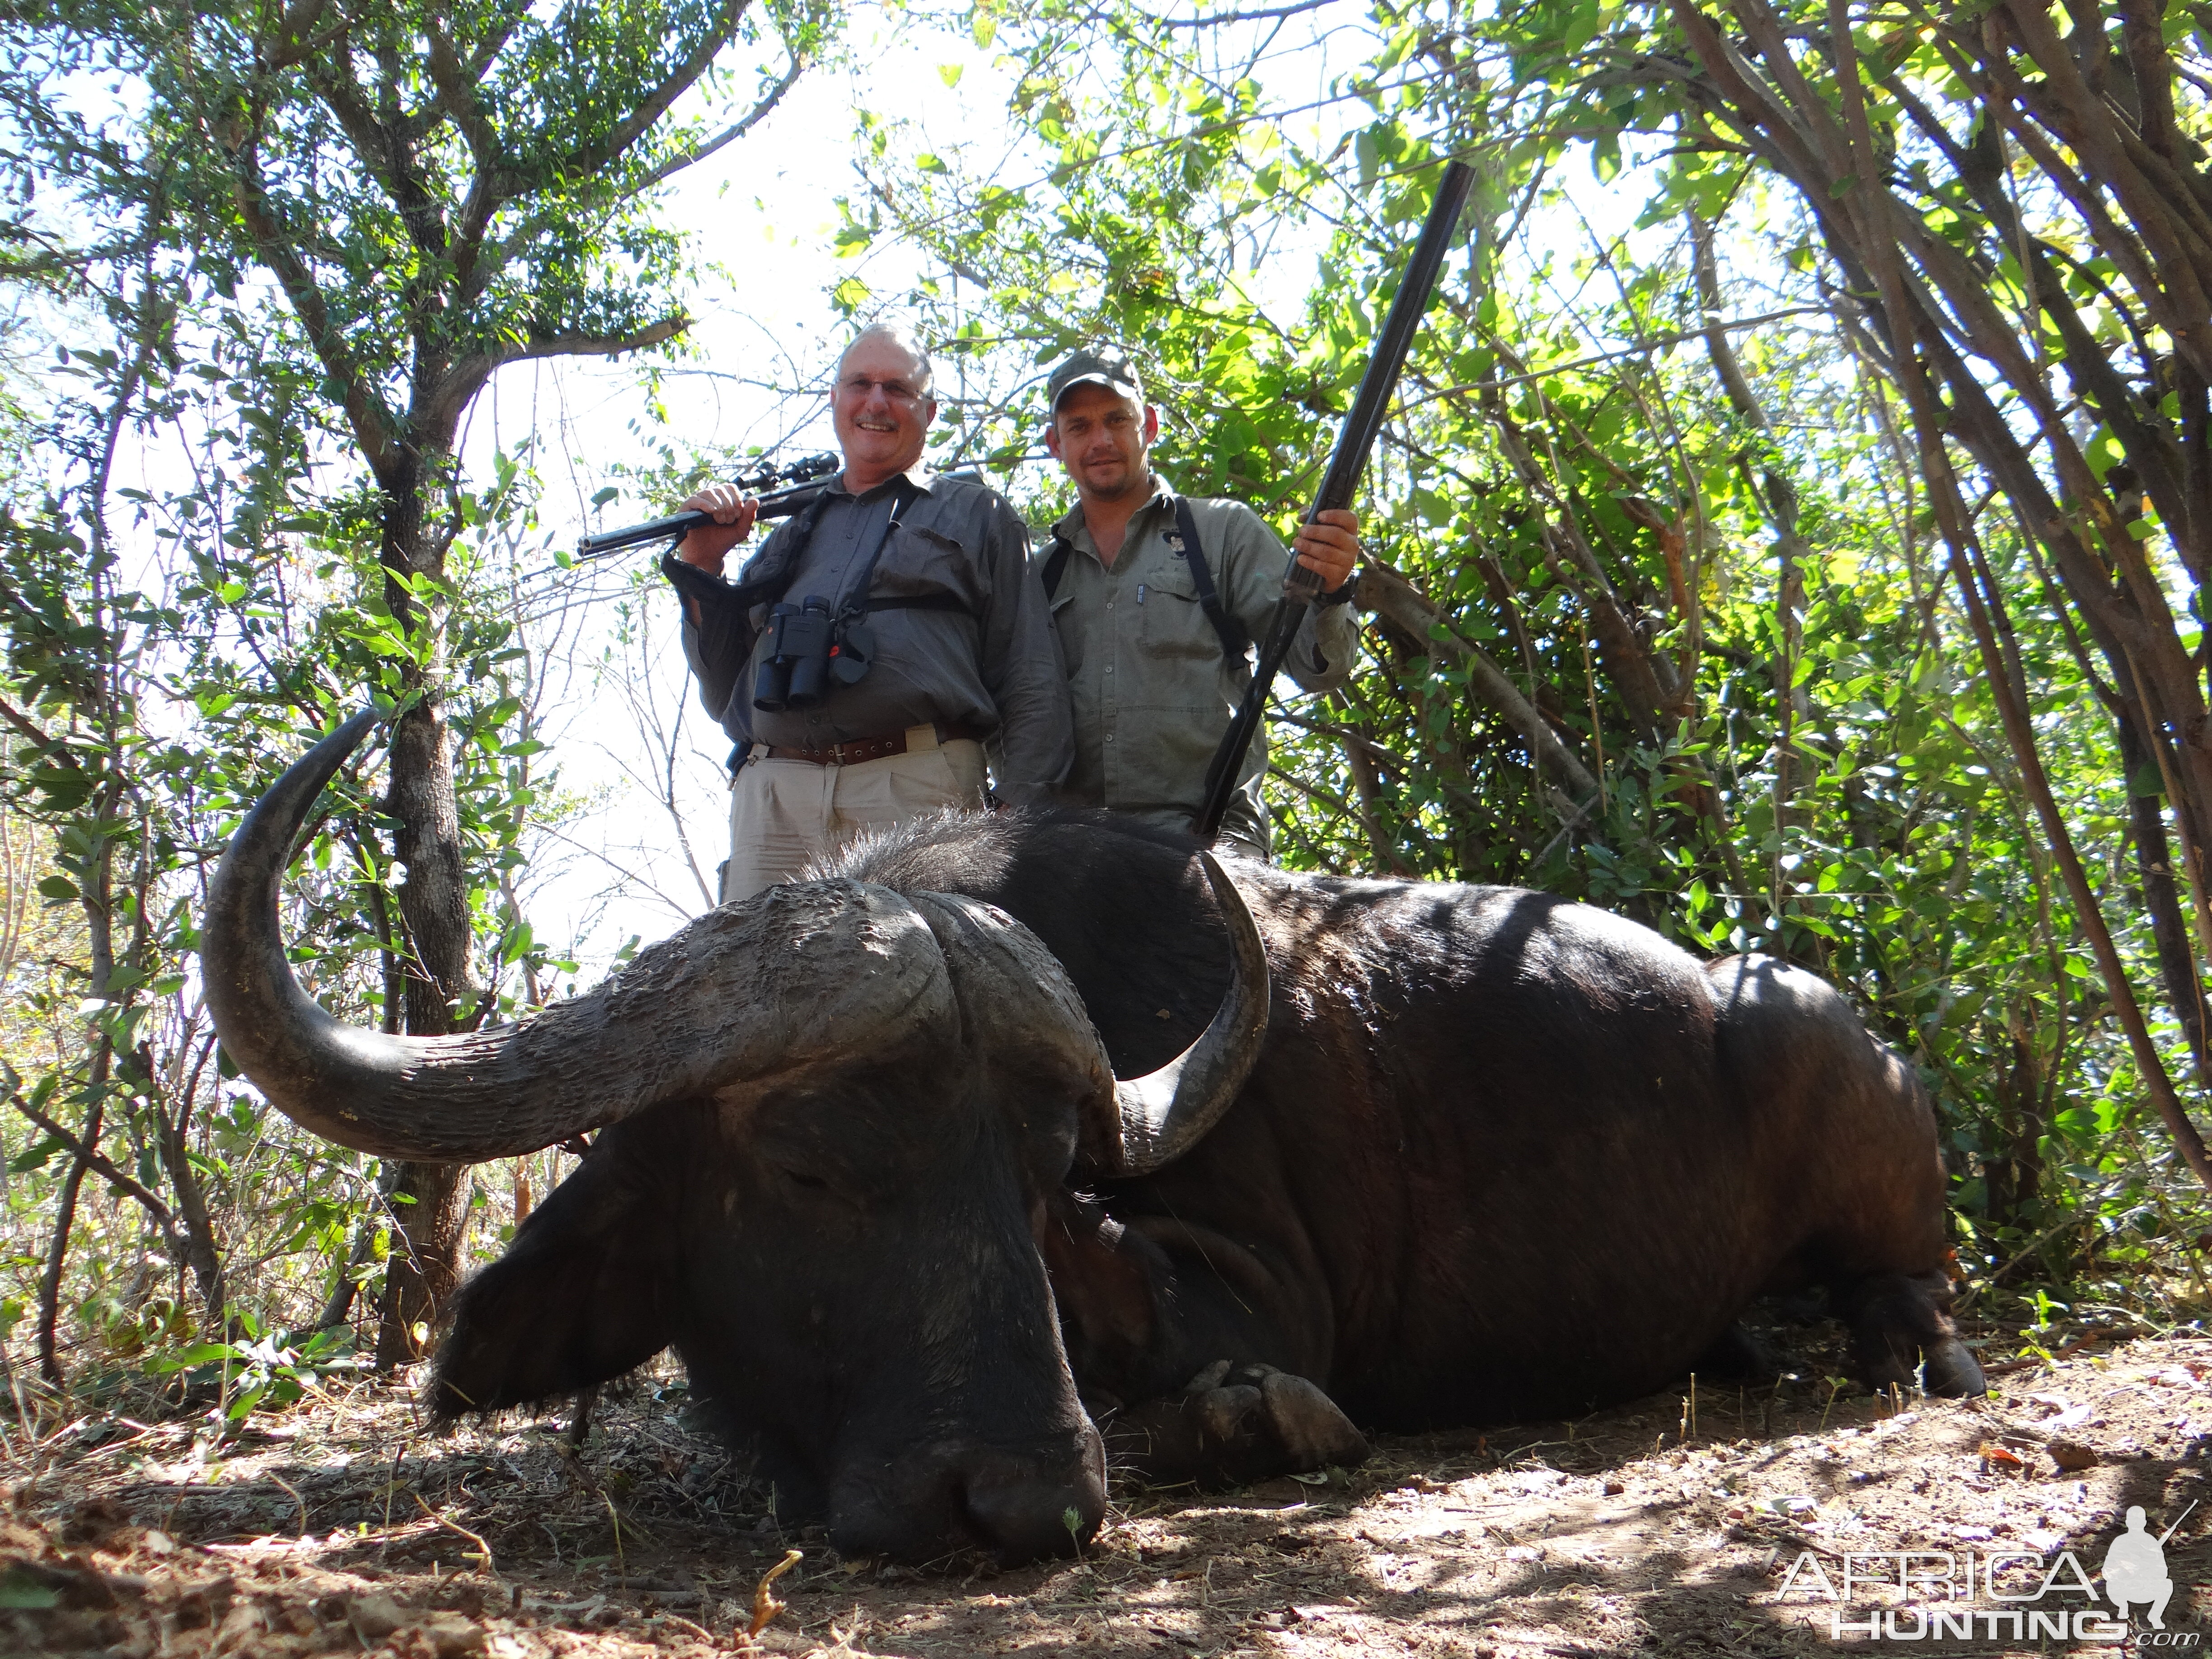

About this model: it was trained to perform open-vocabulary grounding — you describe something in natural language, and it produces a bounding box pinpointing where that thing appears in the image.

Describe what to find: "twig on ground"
[659,1611,717,1645]
[381,1439,409,1550]
[270,1471,308,1540]
[1984,1332,2113,1375]
[413,1492,495,1577]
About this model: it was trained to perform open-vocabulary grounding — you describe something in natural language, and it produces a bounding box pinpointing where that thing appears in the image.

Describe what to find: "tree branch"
[558,0,754,181]
[0,692,49,748]
[1150,0,1332,24]
[1359,560,1602,802]
[9,1091,179,1246]
[224,141,401,474]
[626,53,807,196]
[428,315,688,436]
[1402,305,1827,406]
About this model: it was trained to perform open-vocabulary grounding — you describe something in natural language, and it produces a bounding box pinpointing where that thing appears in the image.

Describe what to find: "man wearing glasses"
[664,322,1072,901]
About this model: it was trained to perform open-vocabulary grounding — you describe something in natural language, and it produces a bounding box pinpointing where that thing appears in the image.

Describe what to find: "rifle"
[1191,159,1475,843]
[573,452,841,560]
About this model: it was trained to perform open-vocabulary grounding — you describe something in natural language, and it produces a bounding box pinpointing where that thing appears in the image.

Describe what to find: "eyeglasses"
[838,376,926,407]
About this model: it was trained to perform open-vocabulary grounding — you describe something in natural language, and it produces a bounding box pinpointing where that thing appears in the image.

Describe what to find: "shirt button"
[1106,664,1114,674]
[1105,732,1115,743]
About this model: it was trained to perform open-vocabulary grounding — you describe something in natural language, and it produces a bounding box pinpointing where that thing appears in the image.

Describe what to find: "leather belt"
[755,722,988,767]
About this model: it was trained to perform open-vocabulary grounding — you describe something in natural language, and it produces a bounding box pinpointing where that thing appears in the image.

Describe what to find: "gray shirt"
[1040,477,1358,852]
[665,467,1073,806]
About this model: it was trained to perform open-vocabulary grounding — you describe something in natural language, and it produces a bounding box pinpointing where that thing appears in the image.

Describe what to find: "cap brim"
[1050,371,1142,410]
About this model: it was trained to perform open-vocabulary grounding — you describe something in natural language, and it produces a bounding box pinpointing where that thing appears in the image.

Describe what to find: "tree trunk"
[2121,714,2209,1080]
[156,1085,228,1336]
[373,438,484,1368]
[37,1098,103,1385]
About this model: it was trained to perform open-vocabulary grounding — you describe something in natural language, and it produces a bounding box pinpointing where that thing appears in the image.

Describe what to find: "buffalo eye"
[782,1168,830,1190]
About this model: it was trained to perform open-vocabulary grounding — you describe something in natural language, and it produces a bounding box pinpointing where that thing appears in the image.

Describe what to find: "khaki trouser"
[722,730,989,903]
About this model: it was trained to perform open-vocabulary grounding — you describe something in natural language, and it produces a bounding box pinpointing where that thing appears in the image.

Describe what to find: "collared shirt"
[666,466,1073,806]
[1040,476,1358,852]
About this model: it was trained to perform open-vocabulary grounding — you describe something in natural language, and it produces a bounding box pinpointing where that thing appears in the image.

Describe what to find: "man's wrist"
[1316,569,1358,608]
[676,539,726,576]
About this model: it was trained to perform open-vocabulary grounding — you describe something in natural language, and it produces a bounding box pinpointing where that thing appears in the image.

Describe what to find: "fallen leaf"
[351,1593,407,1640]
[748,1549,802,1638]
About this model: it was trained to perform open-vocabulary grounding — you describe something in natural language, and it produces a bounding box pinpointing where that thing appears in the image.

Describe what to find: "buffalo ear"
[907,854,1269,1181]
[430,1126,680,1423]
[906,891,1118,1101]
[1086,853,1270,1178]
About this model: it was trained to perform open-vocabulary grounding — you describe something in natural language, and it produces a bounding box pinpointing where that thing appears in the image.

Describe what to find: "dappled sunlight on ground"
[2,1334,2206,1655]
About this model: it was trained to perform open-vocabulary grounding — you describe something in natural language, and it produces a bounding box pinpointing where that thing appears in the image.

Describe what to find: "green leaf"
[36,875,79,902]
[0,1564,59,1610]
[937,63,963,89]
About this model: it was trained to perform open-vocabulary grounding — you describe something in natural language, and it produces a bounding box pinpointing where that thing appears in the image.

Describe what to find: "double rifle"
[1191,158,1473,840]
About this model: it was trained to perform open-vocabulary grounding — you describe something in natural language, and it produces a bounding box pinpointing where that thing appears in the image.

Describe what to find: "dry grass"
[2,1328,2207,1657]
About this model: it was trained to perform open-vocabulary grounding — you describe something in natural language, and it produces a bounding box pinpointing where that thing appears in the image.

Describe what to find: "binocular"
[754,597,875,712]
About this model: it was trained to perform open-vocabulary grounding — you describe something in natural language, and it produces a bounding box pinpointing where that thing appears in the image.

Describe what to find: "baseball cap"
[1047,347,1144,412]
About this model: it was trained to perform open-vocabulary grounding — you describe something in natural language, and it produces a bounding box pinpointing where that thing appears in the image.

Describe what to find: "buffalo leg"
[1098,1362,1369,1489]
[430,1129,678,1423]
[1044,1198,1365,1485]
[1838,1270,1984,1397]
[1694,1321,1781,1381]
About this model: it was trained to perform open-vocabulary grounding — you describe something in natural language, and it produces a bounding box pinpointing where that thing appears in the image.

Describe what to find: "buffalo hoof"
[1843,1272,1986,1398]
[1919,1336,1986,1398]
[1257,1370,1371,1470]
[1098,1362,1368,1489]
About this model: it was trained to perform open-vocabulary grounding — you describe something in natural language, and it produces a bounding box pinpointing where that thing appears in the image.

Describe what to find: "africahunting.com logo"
[1777,1503,2198,1644]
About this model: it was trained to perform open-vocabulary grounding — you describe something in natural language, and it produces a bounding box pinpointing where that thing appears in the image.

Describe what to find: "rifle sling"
[1039,494,1248,670]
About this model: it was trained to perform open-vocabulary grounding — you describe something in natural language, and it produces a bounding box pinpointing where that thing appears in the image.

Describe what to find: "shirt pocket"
[869,524,986,619]
[1046,582,1084,674]
[1138,571,1222,663]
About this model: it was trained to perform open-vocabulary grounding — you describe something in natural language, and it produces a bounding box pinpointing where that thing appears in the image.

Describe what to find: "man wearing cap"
[1037,347,1361,860]
[665,321,1073,902]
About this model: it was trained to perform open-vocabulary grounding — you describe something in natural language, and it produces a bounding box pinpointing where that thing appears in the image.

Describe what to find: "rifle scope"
[574,452,841,560]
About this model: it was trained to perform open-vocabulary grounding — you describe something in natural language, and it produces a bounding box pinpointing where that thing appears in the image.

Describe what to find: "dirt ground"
[4,1326,2207,1659]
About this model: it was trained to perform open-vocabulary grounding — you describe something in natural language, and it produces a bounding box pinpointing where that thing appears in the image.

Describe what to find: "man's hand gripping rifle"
[1191,160,1475,844]
[573,452,842,561]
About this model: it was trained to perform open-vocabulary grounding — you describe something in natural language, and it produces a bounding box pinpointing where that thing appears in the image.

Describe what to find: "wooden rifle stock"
[1192,159,1475,843]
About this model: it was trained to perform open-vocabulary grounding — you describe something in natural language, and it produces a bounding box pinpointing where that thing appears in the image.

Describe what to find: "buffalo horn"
[1095,854,1271,1177]
[200,710,958,1162]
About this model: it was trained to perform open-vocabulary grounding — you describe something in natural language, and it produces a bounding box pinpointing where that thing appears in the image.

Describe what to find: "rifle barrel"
[574,455,839,560]
[1193,159,1474,841]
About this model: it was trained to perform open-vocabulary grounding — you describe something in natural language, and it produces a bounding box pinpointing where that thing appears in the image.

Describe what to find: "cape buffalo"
[202,711,1982,1566]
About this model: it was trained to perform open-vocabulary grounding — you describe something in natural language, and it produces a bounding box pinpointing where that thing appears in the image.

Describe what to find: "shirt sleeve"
[1216,503,1359,695]
[661,550,765,729]
[972,491,1075,806]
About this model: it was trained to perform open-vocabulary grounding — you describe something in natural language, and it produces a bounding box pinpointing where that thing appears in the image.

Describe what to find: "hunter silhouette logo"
[1775,1500,2198,1644]
[2106,1504,2187,1629]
